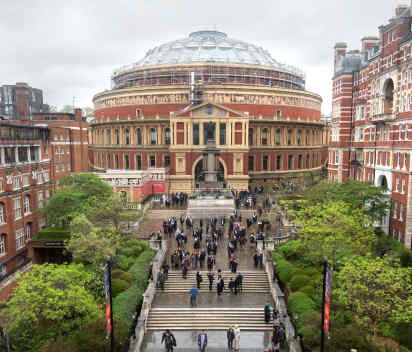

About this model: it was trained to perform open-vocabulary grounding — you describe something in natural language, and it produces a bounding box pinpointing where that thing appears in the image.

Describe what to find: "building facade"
[329,4,412,247]
[90,31,326,201]
[0,87,89,284]
[0,82,49,120]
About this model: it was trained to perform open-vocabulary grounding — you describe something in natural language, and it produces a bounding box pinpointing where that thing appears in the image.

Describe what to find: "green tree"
[296,201,376,265]
[4,264,99,351]
[88,194,123,231]
[335,256,412,336]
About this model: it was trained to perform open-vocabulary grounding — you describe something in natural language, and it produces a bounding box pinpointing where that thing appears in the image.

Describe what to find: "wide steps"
[147,308,273,330]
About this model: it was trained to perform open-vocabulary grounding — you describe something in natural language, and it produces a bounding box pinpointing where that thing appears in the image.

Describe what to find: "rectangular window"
[262,156,269,171]
[13,176,21,190]
[135,155,142,170]
[193,123,199,145]
[22,174,30,187]
[38,191,44,209]
[149,155,156,168]
[13,198,21,219]
[287,129,292,145]
[276,155,282,170]
[219,123,226,145]
[164,155,170,167]
[248,128,254,145]
[288,155,293,169]
[275,129,281,146]
[150,128,157,145]
[15,229,25,250]
[248,156,254,171]
[0,235,5,255]
[124,155,130,169]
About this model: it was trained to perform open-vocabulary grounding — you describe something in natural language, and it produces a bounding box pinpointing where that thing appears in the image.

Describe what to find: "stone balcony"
[371,112,395,123]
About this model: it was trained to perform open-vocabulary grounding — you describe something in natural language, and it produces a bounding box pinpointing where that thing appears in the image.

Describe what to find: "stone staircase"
[146,307,273,331]
[162,270,270,293]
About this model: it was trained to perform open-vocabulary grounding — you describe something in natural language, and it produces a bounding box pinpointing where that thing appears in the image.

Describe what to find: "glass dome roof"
[122,30,303,77]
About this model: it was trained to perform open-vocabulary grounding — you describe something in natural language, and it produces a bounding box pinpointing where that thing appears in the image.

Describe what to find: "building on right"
[329,4,412,247]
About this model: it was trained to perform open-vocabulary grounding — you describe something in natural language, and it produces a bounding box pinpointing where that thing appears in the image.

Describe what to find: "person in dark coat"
[235,273,243,293]
[197,330,208,352]
[264,302,272,323]
[228,278,235,294]
[227,326,235,351]
[207,271,214,291]
[217,274,224,295]
[196,271,203,289]
[161,329,176,352]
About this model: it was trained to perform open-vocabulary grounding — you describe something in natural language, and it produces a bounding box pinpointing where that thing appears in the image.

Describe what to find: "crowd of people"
[160,192,188,208]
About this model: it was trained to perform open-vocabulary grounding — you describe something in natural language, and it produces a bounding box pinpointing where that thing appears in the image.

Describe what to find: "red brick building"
[329,4,412,247]
[90,31,326,201]
[0,83,89,288]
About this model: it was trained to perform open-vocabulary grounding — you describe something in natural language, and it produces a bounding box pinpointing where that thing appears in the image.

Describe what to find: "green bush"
[288,292,317,321]
[298,285,316,299]
[116,254,135,271]
[400,249,412,267]
[112,278,132,297]
[34,227,71,241]
[112,269,133,283]
[278,240,301,260]
[273,253,293,283]
[289,274,311,291]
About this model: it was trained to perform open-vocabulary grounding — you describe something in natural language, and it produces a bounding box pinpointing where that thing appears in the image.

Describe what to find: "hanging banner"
[323,267,332,336]
[104,263,113,338]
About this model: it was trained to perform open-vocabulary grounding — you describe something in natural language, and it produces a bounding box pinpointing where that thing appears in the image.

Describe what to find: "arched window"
[124,128,130,145]
[23,196,30,215]
[0,204,5,224]
[0,234,6,255]
[25,223,31,241]
[150,128,157,145]
[164,127,171,145]
[135,128,142,145]
[115,129,120,145]
[261,128,269,145]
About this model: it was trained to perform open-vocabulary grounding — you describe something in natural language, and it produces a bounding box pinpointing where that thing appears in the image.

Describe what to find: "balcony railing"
[371,113,395,122]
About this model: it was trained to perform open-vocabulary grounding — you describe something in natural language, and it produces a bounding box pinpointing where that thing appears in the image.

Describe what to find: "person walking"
[227,325,235,351]
[235,273,243,293]
[217,273,225,296]
[190,285,199,307]
[207,271,214,291]
[197,329,208,352]
[233,325,241,352]
[161,329,177,352]
[264,302,272,323]
[196,271,203,289]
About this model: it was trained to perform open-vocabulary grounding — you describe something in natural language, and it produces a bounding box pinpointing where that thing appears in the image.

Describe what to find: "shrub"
[112,278,132,297]
[298,285,316,299]
[273,253,293,283]
[112,269,133,284]
[116,255,135,271]
[288,292,317,322]
[289,274,311,291]
[278,240,301,260]
[400,249,412,267]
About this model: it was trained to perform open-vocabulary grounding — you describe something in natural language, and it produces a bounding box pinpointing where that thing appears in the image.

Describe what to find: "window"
[164,127,171,145]
[13,198,21,219]
[261,128,269,145]
[0,204,5,224]
[393,201,398,219]
[219,123,226,145]
[45,190,50,199]
[136,108,142,119]
[274,155,281,170]
[135,155,142,170]
[262,156,269,171]
[0,234,5,255]
[402,178,406,194]
[25,223,31,241]
[124,155,130,169]
[288,155,293,169]
[149,155,156,168]
[164,155,170,167]
[193,123,199,145]
[287,129,292,145]
[297,130,302,145]
[23,196,30,215]
[37,191,44,209]
[248,128,254,145]
[275,129,281,146]
[135,128,142,145]
[15,229,25,250]
[13,176,21,190]
[114,154,119,168]
[124,128,130,145]
[22,174,30,187]
[115,129,120,144]
[400,204,404,221]
[150,128,157,145]
[298,155,303,169]
[248,156,254,171]
[106,129,111,144]
[276,110,282,119]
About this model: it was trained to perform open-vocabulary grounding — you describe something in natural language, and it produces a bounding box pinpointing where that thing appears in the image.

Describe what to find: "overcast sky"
[0,0,404,114]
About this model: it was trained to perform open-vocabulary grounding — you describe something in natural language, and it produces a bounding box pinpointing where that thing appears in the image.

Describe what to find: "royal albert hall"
[90,30,326,202]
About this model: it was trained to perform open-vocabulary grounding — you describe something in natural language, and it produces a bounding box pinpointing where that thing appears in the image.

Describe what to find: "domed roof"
[126,30,303,77]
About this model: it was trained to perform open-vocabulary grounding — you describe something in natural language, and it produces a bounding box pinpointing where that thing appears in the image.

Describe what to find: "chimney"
[74,108,82,121]
[334,42,347,71]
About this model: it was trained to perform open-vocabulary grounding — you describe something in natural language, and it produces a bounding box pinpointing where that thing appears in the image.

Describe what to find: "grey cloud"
[0,0,403,113]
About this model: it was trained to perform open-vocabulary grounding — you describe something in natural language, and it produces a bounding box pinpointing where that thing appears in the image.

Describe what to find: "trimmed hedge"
[112,278,132,297]
[34,227,71,241]
[273,253,293,283]
[113,249,155,329]
[111,269,133,284]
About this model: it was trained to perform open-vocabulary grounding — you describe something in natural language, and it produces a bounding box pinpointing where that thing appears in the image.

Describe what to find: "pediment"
[174,102,245,118]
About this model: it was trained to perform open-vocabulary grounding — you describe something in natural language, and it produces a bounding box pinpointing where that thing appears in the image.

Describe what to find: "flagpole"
[105,260,115,352]
[320,259,327,352]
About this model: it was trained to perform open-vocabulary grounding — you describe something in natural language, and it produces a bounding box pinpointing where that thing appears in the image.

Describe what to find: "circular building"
[91,30,325,202]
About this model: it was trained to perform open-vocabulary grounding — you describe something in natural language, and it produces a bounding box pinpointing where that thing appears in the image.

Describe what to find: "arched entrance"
[194,158,226,187]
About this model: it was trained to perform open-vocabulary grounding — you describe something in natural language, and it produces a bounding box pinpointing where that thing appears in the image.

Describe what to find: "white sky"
[0,0,405,114]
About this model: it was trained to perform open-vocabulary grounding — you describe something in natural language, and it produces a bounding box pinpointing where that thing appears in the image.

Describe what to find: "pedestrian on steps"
[227,325,235,351]
[161,329,177,352]
[190,285,199,307]
[233,325,241,352]
[207,271,214,291]
[196,271,203,289]
[197,329,208,352]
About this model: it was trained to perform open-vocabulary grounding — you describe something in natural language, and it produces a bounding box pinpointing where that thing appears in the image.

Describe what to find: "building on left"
[0,82,88,298]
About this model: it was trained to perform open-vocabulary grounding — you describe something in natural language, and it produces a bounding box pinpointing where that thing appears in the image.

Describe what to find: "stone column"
[200,122,204,145]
